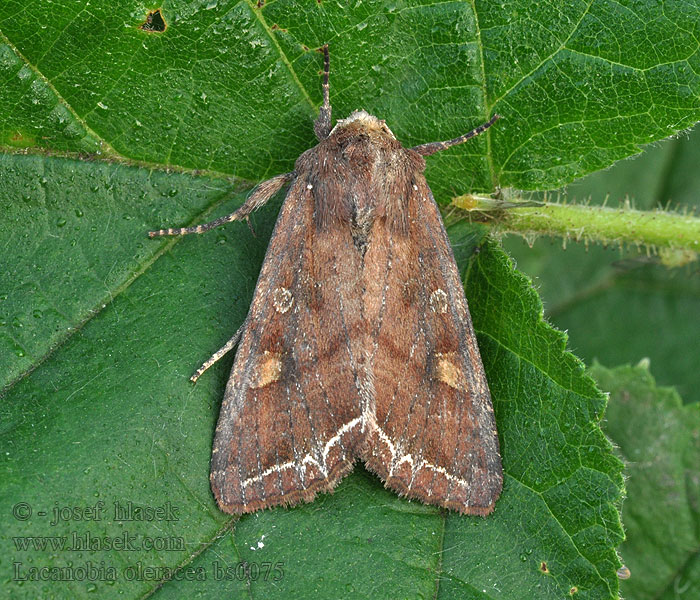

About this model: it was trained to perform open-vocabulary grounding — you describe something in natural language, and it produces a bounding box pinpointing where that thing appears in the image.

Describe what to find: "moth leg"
[190,323,244,383]
[148,172,295,238]
[411,114,501,156]
[313,44,332,141]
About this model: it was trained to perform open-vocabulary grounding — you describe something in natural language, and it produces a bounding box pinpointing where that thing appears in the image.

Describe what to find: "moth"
[150,46,502,516]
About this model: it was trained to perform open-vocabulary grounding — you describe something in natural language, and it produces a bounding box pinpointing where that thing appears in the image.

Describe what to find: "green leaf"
[590,362,700,600]
[7,0,699,597]
[504,126,700,403]
[0,176,624,597]
[2,1,700,191]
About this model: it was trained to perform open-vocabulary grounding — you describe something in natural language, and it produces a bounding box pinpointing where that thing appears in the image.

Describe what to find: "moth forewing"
[210,179,367,513]
[361,174,501,515]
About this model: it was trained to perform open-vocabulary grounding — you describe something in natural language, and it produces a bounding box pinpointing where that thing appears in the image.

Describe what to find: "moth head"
[330,110,396,140]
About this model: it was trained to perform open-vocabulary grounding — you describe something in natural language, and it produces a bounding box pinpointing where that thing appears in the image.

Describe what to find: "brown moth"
[149,46,502,515]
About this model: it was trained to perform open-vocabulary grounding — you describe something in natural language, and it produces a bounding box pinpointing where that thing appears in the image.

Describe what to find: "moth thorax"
[350,202,374,254]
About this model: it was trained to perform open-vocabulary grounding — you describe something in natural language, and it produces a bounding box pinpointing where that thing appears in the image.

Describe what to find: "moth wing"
[210,179,368,513]
[362,174,502,515]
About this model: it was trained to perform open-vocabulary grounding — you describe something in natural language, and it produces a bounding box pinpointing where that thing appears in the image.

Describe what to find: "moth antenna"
[190,323,244,382]
[313,44,332,141]
[148,172,295,238]
[411,114,501,156]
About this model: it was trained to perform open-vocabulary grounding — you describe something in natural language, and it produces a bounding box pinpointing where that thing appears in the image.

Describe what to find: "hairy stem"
[451,194,700,265]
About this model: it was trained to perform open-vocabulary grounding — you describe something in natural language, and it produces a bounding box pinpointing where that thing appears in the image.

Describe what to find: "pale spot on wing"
[435,352,466,391]
[273,286,294,313]
[250,350,282,389]
[429,288,448,313]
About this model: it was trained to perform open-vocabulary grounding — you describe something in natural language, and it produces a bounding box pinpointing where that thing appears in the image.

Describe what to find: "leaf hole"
[140,9,167,33]
[540,561,549,574]
[569,587,578,595]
